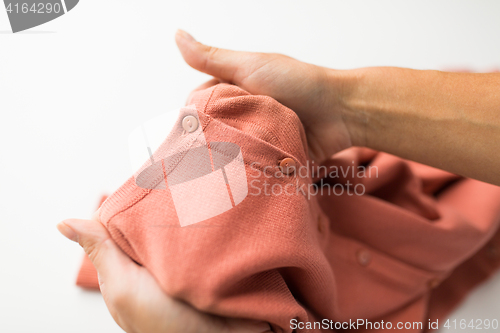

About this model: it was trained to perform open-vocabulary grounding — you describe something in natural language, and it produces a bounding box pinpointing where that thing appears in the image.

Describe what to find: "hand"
[57,215,272,333]
[175,29,355,162]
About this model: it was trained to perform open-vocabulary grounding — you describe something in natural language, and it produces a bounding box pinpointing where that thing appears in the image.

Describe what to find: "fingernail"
[176,29,196,43]
[57,222,79,242]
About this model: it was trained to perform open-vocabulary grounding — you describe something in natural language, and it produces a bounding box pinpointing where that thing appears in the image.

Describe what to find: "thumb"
[57,218,136,286]
[175,29,251,83]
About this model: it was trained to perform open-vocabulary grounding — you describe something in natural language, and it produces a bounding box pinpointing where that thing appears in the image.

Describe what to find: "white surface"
[0,1,499,332]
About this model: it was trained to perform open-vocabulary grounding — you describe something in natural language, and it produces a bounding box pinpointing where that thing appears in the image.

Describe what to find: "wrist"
[325,67,370,148]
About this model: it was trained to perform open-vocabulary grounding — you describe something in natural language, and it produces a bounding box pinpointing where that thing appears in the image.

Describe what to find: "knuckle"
[203,46,220,70]
[262,52,284,61]
[206,46,220,59]
[81,239,100,261]
[81,238,111,266]
[253,52,271,63]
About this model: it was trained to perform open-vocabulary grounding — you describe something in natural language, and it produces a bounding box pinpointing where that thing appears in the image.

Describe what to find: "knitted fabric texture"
[77,84,500,333]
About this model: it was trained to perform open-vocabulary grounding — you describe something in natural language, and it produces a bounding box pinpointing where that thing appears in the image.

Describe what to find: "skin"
[57,215,272,333]
[57,29,500,333]
[176,29,500,186]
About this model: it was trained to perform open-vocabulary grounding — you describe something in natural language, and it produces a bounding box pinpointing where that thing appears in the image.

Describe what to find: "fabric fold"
[76,84,500,333]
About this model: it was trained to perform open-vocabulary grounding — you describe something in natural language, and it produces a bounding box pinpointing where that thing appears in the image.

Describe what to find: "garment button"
[356,249,371,267]
[182,115,199,133]
[427,278,441,289]
[280,158,296,175]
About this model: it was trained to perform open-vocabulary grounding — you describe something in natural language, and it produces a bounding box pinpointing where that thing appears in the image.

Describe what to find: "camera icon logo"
[128,106,248,227]
[3,0,79,33]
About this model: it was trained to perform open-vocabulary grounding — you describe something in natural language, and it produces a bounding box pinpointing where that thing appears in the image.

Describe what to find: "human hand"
[57,215,272,333]
[175,29,356,162]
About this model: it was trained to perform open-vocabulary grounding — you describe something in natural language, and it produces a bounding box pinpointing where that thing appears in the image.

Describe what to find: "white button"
[182,115,199,133]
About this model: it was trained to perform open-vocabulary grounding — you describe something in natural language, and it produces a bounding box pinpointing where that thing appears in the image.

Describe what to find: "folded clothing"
[77,83,500,332]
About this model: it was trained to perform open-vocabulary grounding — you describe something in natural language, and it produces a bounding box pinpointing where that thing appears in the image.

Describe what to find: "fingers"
[57,218,275,333]
[175,29,250,83]
[56,218,136,288]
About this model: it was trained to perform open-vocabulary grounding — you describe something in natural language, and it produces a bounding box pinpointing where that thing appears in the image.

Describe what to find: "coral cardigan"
[76,84,500,332]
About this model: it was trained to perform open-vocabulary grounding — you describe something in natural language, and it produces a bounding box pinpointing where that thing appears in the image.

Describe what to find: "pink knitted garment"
[77,84,500,333]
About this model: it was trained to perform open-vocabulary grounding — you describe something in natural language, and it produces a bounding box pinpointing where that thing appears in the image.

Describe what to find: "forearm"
[334,67,500,185]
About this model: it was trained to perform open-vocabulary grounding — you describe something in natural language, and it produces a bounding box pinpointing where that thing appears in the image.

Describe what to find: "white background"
[0,1,499,332]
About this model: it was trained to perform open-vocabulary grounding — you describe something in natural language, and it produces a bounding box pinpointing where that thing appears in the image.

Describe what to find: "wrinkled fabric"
[76,84,500,332]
